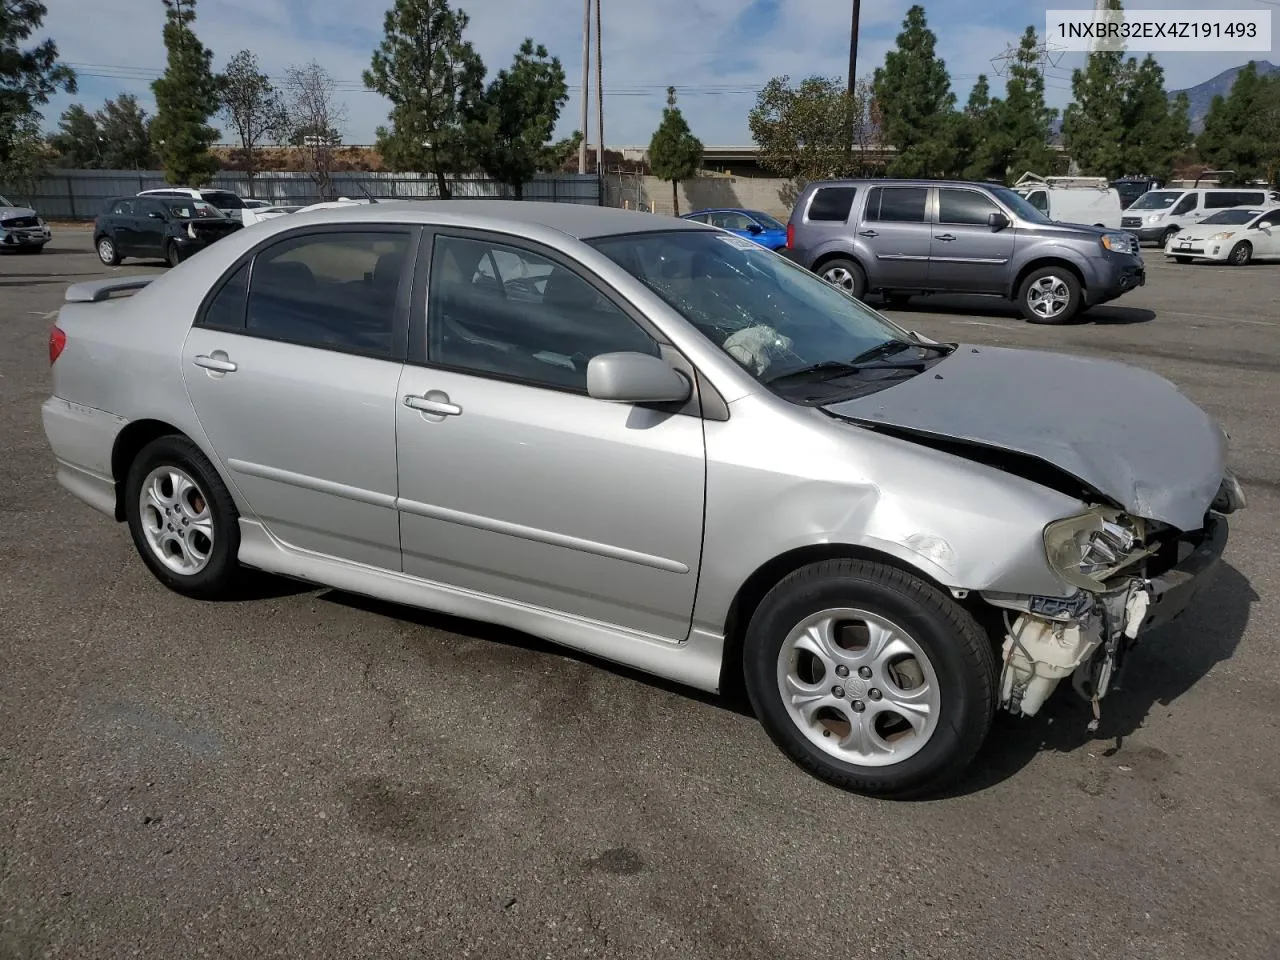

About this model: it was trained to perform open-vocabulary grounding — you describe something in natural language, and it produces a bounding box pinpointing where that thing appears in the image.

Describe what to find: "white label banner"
[1045,8,1272,52]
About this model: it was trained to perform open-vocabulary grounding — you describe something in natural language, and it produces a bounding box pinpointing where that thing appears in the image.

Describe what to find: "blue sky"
[32,0,1279,148]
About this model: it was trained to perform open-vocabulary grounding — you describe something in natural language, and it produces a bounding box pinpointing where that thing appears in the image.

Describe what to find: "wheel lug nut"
[831,685,845,699]
[858,666,872,680]
[869,689,882,701]
[835,665,849,678]
[851,700,866,713]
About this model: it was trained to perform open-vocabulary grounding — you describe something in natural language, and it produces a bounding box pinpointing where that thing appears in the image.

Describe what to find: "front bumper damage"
[982,505,1235,728]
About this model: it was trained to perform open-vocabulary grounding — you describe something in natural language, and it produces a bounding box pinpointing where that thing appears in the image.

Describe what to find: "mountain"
[1168,60,1278,133]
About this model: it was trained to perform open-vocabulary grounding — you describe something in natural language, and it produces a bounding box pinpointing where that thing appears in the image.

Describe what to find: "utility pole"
[594,0,604,176]
[578,0,591,174]
[846,0,861,158]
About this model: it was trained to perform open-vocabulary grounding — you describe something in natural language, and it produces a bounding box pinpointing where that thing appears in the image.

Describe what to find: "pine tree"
[1,0,76,172]
[364,0,485,199]
[49,104,101,167]
[97,95,154,170]
[986,26,1057,180]
[1062,49,1126,178]
[872,5,955,177]
[952,75,996,180]
[1197,61,1273,184]
[1120,56,1189,180]
[149,0,222,186]
[648,87,703,216]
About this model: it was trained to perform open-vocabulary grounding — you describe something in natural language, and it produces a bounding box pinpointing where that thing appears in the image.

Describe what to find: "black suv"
[93,195,243,267]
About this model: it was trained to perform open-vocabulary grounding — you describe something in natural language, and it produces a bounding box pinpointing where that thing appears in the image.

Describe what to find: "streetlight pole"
[847,0,861,157]
[578,0,591,174]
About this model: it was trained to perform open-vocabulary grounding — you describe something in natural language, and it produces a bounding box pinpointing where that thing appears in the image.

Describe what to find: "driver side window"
[426,234,660,392]
[1171,194,1197,216]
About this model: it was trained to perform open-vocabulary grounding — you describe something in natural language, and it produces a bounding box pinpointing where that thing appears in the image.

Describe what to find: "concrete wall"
[605,174,794,219]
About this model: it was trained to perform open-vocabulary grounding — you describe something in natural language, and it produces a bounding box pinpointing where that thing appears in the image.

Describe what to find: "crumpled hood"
[0,206,39,221]
[823,344,1226,531]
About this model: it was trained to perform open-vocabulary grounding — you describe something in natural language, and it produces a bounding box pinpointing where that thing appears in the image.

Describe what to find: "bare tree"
[221,50,286,196]
[283,60,347,201]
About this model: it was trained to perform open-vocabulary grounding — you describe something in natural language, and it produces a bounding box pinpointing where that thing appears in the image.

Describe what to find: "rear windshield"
[202,191,246,209]
[1129,191,1182,211]
[167,200,225,219]
[747,210,786,231]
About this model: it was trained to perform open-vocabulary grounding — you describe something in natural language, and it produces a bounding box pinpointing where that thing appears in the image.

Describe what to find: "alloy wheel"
[1026,275,1071,320]
[138,465,215,576]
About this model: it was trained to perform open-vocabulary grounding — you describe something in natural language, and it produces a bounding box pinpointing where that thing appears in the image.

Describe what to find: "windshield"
[746,210,787,231]
[588,229,918,386]
[1129,190,1182,211]
[1201,209,1261,225]
[167,200,225,219]
[990,186,1051,224]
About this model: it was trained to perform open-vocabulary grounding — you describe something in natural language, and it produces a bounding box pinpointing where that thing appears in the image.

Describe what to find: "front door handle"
[193,354,237,372]
[935,233,957,242]
[858,229,879,238]
[404,394,462,417]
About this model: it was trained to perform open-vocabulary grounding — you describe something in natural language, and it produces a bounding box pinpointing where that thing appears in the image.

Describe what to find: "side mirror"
[988,212,1011,231]
[747,223,763,235]
[587,352,691,404]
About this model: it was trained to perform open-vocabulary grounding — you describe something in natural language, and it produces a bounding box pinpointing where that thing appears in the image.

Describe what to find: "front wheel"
[1017,266,1082,324]
[818,258,868,300]
[742,559,997,799]
[124,435,242,599]
[1159,227,1178,248]
[1228,241,1252,266]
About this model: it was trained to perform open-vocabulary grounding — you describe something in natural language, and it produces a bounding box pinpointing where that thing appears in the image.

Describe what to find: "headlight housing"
[1208,231,1235,241]
[1044,508,1153,592]
[1100,233,1130,253]
[1146,214,1163,224]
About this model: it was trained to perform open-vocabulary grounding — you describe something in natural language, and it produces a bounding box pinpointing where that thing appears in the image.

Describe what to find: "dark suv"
[786,178,1146,324]
[93,195,243,267]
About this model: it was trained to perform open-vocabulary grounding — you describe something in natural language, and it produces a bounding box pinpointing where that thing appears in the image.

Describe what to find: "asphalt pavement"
[2,228,1278,960]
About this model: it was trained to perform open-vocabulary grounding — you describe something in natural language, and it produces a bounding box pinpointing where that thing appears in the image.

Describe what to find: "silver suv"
[786,179,1146,324]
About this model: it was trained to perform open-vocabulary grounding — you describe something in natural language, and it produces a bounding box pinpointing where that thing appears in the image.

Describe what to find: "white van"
[1120,186,1280,246]
[1012,174,1123,230]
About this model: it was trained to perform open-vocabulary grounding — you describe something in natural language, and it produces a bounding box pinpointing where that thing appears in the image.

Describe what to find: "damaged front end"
[982,471,1246,728]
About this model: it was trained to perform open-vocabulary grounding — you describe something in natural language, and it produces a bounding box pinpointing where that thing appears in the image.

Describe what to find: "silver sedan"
[40,200,1245,797]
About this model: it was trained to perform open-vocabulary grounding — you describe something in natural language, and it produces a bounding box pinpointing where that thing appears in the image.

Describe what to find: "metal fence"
[1,169,602,219]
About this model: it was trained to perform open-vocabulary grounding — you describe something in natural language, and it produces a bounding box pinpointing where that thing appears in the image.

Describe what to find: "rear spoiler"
[65,275,156,303]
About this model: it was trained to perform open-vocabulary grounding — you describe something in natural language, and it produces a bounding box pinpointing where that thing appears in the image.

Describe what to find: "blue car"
[681,208,789,251]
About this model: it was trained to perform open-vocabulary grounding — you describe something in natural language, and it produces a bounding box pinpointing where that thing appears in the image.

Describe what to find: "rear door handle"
[858,229,879,238]
[193,354,237,372]
[404,395,462,417]
[935,233,957,242]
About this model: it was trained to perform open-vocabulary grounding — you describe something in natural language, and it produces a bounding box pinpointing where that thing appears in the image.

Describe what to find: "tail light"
[49,325,67,365]
[786,222,795,249]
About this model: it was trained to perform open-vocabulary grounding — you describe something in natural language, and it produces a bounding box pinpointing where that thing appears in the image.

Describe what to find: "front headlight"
[1208,231,1235,241]
[1146,214,1163,224]
[1100,233,1129,252]
[1044,508,1152,592]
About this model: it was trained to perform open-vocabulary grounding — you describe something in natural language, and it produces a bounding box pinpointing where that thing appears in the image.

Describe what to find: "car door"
[106,199,138,254]
[135,198,170,257]
[394,230,707,641]
[859,186,932,288]
[928,187,1018,294]
[181,226,417,570]
[1252,210,1280,258]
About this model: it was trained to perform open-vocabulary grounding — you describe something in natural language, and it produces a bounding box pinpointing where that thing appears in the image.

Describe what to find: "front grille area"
[0,215,38,229]
[1121,216,1143,229]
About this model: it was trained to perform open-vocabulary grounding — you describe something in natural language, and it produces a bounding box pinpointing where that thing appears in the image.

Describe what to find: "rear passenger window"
[203,262,249,330]
[938,189,1002,225]
[806,187,857,222]
[110,199,134,215]
[867,187,929,223]
[245,231,411,357]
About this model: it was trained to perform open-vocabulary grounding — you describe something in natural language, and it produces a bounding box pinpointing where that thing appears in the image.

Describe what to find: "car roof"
[804,178,1004,190]
[282,199,712,240]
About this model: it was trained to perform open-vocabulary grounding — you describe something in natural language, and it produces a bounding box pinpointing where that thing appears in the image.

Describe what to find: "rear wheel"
[96,235,120,266]
[166,240,182,268]
[1228,241,1252,266]
[742,559,996,799]
[817,258,867,300]
[124,435,241,599]
[1017,266,1082,324]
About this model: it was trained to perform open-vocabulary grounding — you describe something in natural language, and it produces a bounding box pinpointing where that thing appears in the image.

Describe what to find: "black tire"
[96,234,121,266]
[166,240,182,268]
[124,435,241,600]
[742,559,996,799]
[1228,241,1252,266]
[1159,227,1178,248]
[817,257,868,300]
[1017,265,1082,324]
[1173,255,1192,264]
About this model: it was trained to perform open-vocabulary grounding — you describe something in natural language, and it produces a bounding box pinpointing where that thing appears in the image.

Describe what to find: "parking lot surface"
[2,229,1278,960]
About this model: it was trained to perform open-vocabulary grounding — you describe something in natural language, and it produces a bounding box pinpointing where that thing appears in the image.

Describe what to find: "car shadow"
[935,561,1257,799]
[879,294,1156,326]
[318,588,756,718]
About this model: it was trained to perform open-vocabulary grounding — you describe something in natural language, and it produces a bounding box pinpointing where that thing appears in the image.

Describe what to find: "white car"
[1163,206,1280,265]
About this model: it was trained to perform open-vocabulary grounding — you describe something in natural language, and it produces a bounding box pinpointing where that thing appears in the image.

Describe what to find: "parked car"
[137,187,291,227]
[1011,173,1123,229]
[1163,206,1280,265]
[94,195,243,267]
[1120,186,1280,247]
[41,200,1244,798]
[786,178,1146,324]
[1112,176,1162,210]
[0,193,52,253]
[681,208,789,250]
